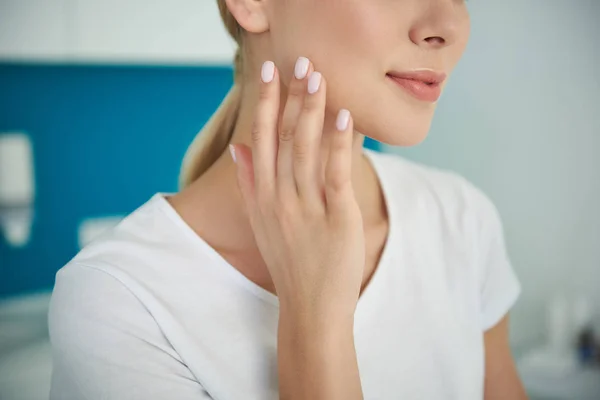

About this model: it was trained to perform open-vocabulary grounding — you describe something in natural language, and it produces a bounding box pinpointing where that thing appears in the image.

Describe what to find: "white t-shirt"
[48,149,520,400]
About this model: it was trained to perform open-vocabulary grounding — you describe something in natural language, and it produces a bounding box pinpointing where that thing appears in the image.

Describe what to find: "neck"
[175,78,386,251]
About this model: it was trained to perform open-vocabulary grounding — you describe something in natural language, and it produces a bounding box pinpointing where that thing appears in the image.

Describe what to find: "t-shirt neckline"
[154,148,397,311]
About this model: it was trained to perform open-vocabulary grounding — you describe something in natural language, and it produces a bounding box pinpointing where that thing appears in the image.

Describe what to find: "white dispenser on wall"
[0,132,35,247]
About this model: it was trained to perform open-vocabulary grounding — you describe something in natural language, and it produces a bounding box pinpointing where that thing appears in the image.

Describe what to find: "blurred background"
[0,1,599,399]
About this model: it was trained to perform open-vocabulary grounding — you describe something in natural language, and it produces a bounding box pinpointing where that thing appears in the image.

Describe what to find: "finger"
[277,57,313,198]
[252,61,280,196]
[293,71,326,205]
[325,109,354,211]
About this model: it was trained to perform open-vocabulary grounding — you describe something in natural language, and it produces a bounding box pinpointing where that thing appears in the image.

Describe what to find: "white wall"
[0,0,235,64]
[1,0,599,347]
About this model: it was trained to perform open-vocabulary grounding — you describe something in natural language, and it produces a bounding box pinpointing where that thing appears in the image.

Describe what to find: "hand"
[230,58,365,321]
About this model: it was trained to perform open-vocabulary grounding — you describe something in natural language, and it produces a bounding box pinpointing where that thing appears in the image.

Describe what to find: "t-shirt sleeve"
[473,190,522,332]
[48,264,213,400]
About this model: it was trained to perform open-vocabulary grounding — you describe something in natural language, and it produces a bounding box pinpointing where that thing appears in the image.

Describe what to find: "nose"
[409,0,464,49]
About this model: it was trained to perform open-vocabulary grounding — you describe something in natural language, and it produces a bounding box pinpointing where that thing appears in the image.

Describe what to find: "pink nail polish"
[308,72,322,94]
[336,109,351,131]
[261,61,275,83]
[294,57,310,80]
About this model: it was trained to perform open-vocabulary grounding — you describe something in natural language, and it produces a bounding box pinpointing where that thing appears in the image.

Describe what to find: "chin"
[355,110,434,148]
[344,79,437,148]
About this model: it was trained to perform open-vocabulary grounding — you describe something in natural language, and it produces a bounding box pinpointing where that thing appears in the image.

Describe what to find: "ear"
[224,0,270,34]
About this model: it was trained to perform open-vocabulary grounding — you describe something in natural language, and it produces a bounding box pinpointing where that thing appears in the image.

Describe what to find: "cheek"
[303,5,389,111]
[312,3,385,65]
[271,0,384,77]
[269,1,435,146]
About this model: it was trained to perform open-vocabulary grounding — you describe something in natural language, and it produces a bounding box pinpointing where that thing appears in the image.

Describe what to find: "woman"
[49,0,527,399]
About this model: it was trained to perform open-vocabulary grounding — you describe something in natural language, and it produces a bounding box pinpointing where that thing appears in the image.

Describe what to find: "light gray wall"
[389,0,600,344]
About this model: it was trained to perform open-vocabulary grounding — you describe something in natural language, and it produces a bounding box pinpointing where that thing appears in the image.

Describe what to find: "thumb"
[229,143,255,211]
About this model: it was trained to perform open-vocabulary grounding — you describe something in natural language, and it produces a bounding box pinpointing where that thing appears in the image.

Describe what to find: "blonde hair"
[179,0,244,188]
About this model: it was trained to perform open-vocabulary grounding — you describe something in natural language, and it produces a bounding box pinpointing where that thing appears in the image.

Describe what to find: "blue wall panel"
[0,63,380,298]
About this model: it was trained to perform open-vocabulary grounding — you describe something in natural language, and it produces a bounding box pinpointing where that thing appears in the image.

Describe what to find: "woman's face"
[266,0,471,146]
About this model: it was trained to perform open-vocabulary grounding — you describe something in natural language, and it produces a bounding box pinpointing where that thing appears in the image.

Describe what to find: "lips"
[386,70,446,103]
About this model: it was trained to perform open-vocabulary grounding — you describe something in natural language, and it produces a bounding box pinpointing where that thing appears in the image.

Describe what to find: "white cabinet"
[0,0,236,64]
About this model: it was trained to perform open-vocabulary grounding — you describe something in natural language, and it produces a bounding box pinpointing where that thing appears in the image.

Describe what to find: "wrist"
[279,304,355,336]
[278,292,358,324]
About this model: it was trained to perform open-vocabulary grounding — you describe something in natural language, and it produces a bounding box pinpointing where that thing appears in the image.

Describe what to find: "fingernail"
[261,61,275,83]
[229,144,237,163]
[336,109,351,131]
[294,57,309,80]
[308,72,322,94]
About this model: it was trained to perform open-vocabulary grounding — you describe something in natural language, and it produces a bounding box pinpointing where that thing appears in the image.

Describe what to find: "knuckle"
[332,137,349,152]
[287,83,305,100]
[251,121,262,144]
[301,98,317,114]
[258,85,271,101]
[293,143,309,163]
[256,191,273,213]
[300,200,323,219]
[279,128,294,143]
[328,174,352,193]
[274,199,296,223]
